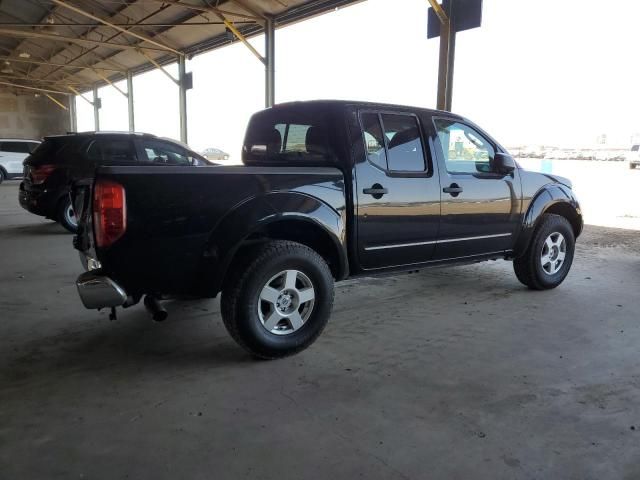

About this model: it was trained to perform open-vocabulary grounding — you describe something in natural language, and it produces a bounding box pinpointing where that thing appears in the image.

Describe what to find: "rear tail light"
[93,180,126,248]
[30,164,57,184]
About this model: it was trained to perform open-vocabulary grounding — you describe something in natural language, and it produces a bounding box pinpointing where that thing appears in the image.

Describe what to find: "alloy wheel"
[257,269,315,335]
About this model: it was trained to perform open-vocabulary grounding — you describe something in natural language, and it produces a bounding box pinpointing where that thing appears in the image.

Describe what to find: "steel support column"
[178,55,188,143]
[68,94,77,132]
[264,15,275,108]
[92,85,100,131]
[127,71,135,132]
[435,3,455,111]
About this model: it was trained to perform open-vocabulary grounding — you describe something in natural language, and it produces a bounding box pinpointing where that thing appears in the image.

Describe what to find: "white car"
[0,139,40,183]
[627,145,640,169]
[201,147,229,161]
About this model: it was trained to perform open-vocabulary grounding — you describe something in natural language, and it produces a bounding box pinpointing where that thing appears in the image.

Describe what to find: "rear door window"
[87,138,137,164]
[380,114,426,172]
[360,113,388,170]
[1,141,32,153]
[140,140,191,165]
[360,112,427,173]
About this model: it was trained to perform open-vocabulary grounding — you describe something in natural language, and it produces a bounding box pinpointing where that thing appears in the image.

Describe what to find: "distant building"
[596,134,607,145]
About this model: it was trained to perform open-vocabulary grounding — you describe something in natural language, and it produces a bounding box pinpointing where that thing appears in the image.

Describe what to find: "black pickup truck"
[73,100,582,358]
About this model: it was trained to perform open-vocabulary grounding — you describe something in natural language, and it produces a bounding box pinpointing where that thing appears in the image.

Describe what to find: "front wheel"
[513,213,575,290]
[57,196,78,233]
[221,240,334,359]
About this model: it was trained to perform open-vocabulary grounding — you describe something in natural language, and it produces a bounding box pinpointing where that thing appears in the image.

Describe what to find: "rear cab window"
[243,106,337,165]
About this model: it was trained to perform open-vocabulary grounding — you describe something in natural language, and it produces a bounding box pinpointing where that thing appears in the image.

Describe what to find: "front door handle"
[363,183,388,199]
[443,183,463,197]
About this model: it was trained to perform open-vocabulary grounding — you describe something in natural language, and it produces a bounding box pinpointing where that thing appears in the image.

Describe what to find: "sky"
[75,0,640,158]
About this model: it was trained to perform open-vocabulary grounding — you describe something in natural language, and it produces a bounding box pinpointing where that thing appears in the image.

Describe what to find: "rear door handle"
[443,183,463,196]
[363,183,388,198]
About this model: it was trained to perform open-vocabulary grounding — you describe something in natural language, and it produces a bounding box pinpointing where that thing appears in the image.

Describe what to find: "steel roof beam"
[136,49,178,85]
[44,93,69,110]
[0,55,123,73]
[44,3,174,85]
[50,0,182,55]
[426,0,449,24]
[0,21,251,27]
[228,0,268,21]
[0,73,85,85]
[0,80,71,95]
[143,0,263,22]
[0,28,171,53]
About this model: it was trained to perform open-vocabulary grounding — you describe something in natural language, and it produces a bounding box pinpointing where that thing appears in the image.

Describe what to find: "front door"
[431,118,521,260]
[354,111,441,270]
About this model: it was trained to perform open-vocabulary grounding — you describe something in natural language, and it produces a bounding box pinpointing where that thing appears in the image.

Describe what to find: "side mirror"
[493,152,516,174]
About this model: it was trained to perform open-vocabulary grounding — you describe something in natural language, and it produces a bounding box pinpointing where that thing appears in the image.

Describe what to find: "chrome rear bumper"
[76,271,127,309]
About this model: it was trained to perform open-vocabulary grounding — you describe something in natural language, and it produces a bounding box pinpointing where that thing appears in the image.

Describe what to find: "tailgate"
[71,178,96,268]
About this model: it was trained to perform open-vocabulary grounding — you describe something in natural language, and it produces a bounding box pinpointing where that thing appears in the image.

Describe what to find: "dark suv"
[19,132,210,232]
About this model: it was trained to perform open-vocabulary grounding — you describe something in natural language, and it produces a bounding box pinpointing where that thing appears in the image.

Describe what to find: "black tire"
[631,164,637,170]
[57,196,78,233]
[221,240,334,359]
[0,169,5,185]
[513,213,575,290]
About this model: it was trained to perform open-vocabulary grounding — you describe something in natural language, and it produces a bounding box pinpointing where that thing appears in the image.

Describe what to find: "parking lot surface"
[1,180,639,479]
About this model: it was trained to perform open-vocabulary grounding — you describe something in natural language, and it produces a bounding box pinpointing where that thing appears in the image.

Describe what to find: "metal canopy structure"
[0,0,362,142]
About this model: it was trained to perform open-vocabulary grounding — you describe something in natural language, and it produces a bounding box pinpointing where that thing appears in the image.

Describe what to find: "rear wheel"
[57,196,78,233]
[513,213,575,290]
[221,240,334,359]
[0,169,5,185]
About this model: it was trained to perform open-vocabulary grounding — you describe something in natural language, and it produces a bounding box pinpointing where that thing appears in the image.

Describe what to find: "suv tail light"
[93,180,126,248]
[30,164,57,184]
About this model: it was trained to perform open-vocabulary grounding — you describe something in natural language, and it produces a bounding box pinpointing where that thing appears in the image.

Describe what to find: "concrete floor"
[1,180,639,480]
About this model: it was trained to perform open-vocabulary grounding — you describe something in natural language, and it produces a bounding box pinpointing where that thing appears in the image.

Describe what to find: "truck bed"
[75,164,346,297]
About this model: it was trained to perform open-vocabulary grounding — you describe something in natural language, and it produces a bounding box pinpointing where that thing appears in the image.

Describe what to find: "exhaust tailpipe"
[144,295,168,322]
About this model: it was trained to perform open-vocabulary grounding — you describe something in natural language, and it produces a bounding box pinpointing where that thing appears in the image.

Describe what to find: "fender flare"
[199,191,348,295]
[513,183,582,257]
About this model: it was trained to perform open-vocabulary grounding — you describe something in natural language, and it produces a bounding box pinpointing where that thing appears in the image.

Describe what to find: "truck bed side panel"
[91,165,346,296]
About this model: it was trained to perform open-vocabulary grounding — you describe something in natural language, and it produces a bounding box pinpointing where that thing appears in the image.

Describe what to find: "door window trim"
[358,109,433,178]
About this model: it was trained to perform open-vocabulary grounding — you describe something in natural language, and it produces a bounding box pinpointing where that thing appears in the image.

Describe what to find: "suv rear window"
[243,107,336,165]
[27,137,75,164]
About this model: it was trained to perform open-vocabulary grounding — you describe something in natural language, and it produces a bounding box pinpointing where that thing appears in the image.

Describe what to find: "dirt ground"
[1,180,639,479]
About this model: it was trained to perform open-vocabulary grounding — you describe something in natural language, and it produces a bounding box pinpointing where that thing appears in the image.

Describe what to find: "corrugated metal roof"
[0,0,363,95]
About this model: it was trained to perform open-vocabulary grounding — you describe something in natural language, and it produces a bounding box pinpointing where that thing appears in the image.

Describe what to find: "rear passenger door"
[431,118,521,260]
[354,110,441,270]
